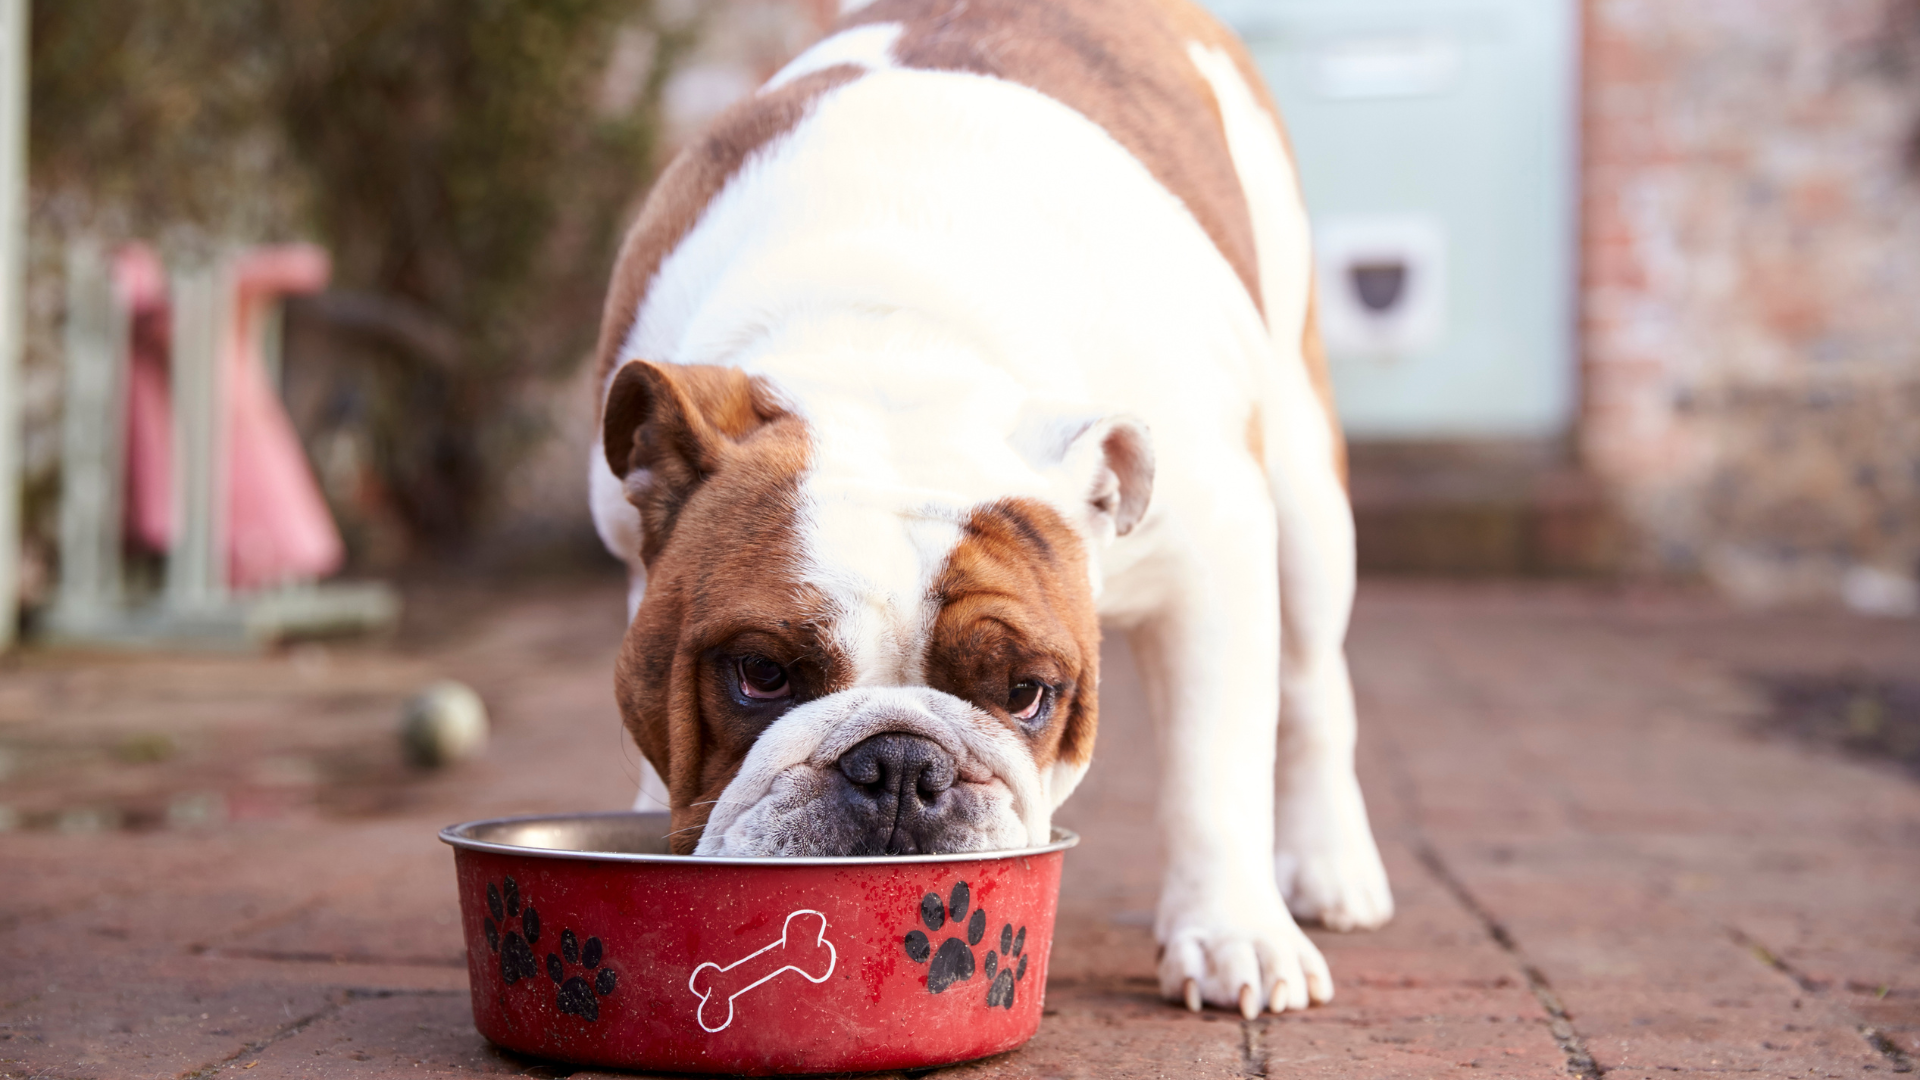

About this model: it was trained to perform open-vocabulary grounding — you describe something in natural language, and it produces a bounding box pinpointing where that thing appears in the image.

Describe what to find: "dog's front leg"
[1128,488,1332,1017]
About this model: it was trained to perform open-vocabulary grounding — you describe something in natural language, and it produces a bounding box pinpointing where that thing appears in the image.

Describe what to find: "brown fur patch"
[923,499,1102,776]
[604,361,792,563]
[606,363,852,852]
[591,65,864,395]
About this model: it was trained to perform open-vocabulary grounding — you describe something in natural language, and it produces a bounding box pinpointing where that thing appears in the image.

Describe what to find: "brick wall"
[1581,0,1920,609]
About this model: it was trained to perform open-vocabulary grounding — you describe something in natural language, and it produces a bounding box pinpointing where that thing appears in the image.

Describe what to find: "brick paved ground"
[1,576,1915,1079]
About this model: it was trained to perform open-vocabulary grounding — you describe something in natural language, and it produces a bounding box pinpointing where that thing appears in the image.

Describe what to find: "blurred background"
[2,0,1918,631]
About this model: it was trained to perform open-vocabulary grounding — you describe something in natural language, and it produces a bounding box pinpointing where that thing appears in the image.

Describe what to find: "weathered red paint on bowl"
[441,812,1076,1074]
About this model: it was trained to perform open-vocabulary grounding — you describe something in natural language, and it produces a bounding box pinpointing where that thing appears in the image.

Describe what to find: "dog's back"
[592,0,1332,413]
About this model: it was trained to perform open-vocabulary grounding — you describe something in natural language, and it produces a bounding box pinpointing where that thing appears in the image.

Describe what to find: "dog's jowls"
[589,0,1393,1019]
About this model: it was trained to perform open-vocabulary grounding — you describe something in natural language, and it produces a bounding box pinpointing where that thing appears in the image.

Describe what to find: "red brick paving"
[1,578,1916,1078]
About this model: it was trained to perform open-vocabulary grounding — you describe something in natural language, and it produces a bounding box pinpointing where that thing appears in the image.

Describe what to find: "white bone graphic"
[688,909,838,1033]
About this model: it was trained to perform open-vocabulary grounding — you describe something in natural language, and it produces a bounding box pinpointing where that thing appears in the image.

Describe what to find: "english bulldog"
[589,0,1393,1018]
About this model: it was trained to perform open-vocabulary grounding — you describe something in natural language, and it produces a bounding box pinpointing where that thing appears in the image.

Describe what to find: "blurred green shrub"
[29,0,693,554]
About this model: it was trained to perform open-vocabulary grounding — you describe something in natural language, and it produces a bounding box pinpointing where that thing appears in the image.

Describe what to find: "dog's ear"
[1012,410,1155,542]
[1082,417,1155,537]
[601,359,783,561]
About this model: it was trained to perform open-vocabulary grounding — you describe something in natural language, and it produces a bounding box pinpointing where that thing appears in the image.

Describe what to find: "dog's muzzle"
[833,732,966,855]
[693,686,1049,857]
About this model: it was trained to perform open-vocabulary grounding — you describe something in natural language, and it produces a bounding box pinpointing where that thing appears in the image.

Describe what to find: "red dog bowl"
[441,812,1077,1074]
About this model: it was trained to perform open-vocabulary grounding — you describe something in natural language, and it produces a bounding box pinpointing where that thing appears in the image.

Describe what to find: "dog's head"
[602,359,1153,856]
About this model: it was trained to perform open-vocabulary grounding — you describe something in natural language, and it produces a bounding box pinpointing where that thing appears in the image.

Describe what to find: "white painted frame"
[0,0,28,651]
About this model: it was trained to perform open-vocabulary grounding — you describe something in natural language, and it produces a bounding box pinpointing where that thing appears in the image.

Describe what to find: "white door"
[1205,0,1579,439]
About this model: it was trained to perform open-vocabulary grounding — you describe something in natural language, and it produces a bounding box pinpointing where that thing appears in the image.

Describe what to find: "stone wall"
[1581,0,1920,610]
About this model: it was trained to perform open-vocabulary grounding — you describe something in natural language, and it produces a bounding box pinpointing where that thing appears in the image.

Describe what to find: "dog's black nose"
[834,733,960,855]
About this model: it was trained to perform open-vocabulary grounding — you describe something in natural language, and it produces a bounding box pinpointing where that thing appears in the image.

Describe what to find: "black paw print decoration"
[901,881,1029,1009]
[984,920,1029,1009]
[484,877,618,1021]
[484,877,542,985]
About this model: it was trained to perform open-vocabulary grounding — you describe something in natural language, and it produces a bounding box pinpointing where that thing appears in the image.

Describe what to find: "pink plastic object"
[111,244,344,587]
[441,813,1075,1074]
[113,245,174,553]
[221,245,342,589]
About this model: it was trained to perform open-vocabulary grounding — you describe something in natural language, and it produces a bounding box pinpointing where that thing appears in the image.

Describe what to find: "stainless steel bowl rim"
[440,810,1080,866]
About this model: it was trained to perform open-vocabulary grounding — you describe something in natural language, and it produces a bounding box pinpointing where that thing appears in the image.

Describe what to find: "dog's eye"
[1007,681,1047,722]
[737,656,791,700]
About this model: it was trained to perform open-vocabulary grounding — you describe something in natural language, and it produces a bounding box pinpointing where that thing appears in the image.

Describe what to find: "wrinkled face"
[605,362,1113,857]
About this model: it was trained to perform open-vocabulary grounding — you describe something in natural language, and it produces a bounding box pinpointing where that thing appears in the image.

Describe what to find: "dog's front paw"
[1157,900,1332,1017]
[1275,775,1394,932]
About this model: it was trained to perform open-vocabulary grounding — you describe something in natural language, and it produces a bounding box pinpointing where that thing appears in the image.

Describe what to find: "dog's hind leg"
[1187,41,1392,933]
[1262,380,1392,932]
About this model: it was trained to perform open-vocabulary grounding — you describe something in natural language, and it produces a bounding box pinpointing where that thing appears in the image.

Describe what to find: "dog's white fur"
[592,28,1391,1014]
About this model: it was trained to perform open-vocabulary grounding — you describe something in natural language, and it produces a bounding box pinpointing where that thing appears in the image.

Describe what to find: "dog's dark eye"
[737,656,791,700]
[1007,681,1047,722]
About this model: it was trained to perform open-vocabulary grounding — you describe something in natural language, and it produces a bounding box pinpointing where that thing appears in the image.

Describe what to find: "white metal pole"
[166,261,228,613]
[0,0,29,652]
[53,243,126,621]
